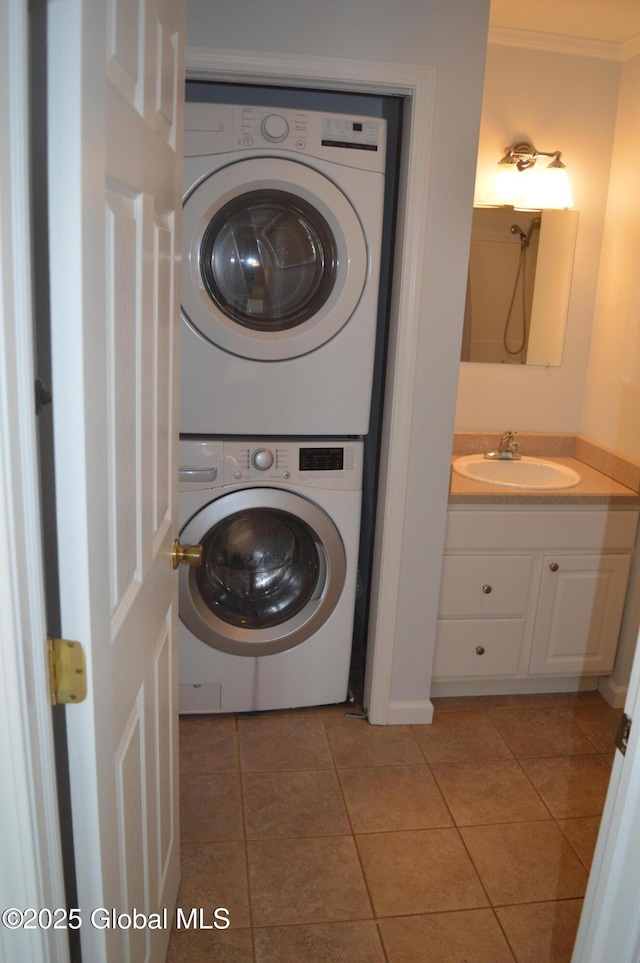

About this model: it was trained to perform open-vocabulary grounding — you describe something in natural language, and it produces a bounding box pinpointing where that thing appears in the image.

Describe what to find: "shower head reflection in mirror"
[461,207,579,367]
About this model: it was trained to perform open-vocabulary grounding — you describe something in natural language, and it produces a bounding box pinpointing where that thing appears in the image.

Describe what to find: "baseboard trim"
[430,677,599,699]
[385,700,434,726]
[598,676,628,709]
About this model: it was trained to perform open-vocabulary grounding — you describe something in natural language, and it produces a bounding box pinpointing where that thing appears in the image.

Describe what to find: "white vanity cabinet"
[433,507,639,693]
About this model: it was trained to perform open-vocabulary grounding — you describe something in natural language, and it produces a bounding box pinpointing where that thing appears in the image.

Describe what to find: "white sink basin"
[453,454,581,490]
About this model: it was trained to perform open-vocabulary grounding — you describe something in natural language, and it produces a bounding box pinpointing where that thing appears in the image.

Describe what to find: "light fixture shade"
[493,166,520,204]
[493,165,574,210]
[532,166,574,209]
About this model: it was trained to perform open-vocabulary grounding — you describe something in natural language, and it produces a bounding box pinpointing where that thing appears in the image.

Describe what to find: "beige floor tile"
[430,695,516,712]
[323,716,424,768]
[166,926,254,963]
[338,765,453,833]
[379,909,515,963]
[487,707,597,758]
[570,702,624,752]
[177,841,250,928]
[317,701,363,717]
[557,816,601,869]
[432,694,561,712]
[243,770,350,838]
[179,715,239,774]
[461,821,588,905]
[180,773,244,842]
[496,899,583,963]
[520,754,612,818]
[356,829,489,917]
[254,920,386,963]
[274,702,354,719]
[247,836,371,926]
[431,760,551,826]
[551,690,605,707]
[499,693,562,708]
[413,710,513,764]
[238,715,334,771]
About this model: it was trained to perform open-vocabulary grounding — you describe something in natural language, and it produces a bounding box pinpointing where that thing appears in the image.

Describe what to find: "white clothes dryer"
[180,103,386,436]
[178,436,364,714]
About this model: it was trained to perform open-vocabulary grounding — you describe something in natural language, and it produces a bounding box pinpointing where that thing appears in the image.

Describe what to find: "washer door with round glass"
[181,157,367,361]
[179,488,346,656]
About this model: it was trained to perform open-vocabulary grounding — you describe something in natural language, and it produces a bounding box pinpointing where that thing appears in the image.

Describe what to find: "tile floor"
[167,691,622,963]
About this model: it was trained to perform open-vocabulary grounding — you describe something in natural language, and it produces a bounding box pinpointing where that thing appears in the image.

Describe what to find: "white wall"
[186,0,491,717]
[580,53,640,461]
[456,44,621,432]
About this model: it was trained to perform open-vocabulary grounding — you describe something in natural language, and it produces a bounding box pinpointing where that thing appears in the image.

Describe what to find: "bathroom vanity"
[433,435,640,698]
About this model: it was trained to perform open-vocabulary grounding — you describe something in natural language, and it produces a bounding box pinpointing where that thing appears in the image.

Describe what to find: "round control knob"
[261,113,289,143]
[252,448,274,471]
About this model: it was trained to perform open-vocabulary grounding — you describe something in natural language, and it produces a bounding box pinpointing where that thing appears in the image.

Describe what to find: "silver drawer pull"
[549,562,559,572]
[482,584,492,594]
[476,646,485,655]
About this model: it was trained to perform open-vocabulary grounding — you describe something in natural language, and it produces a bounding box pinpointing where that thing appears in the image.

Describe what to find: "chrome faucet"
[484,431,521,460]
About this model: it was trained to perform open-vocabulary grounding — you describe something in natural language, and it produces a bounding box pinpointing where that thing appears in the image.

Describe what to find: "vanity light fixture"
[494,141,574,210]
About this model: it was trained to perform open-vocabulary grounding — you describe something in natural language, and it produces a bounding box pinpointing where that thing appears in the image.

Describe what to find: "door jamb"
[185,46,437,723]
[0,0,69,959]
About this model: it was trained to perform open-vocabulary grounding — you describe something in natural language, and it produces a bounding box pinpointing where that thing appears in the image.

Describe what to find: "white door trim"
[185,46,437,724]
[0,1,68,960]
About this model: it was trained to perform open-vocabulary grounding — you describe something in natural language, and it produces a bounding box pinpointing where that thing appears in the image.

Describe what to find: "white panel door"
[47,0,185,960]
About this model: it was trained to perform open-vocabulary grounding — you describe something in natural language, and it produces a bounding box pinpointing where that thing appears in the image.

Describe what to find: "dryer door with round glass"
[179,488,346,656]
[181,157,367,361]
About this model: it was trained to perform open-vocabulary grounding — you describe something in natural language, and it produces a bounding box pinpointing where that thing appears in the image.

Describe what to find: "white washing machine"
[178,436,364,713]
[180,102,386,436]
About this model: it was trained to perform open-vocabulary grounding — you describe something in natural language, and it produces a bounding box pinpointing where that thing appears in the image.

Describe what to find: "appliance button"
[243,135,254,147]
[282,471,291,479]
[261,114,289,143]
[233,470,243,480]
[252,448,275,471]
[296,138,306,150]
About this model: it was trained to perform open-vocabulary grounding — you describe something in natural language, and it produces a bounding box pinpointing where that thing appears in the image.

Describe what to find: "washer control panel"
[223,440,363,491]
[183,103,386,174]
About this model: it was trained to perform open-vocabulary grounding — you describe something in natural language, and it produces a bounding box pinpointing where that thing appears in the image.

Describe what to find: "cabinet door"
[529,554,631,676]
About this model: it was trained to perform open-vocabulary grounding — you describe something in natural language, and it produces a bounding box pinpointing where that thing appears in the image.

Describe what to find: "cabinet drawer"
[439,554,534,617]
[434,619,525,678]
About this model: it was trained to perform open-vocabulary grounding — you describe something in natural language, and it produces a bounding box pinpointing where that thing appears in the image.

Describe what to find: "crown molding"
[621,32,640,61]
[488,24,640,62]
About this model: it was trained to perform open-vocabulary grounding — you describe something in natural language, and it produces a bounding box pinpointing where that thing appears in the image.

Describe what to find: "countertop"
[449,455,640,506]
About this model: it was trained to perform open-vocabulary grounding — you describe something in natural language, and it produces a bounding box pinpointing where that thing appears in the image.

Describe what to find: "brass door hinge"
[47,637,87,705]
[615,712,632,757]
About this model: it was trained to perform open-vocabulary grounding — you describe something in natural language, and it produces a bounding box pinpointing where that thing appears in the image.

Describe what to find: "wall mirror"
[461,206,579,366]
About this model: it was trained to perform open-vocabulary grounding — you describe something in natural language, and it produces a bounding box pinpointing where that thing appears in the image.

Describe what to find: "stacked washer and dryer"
[178,98,387,714]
